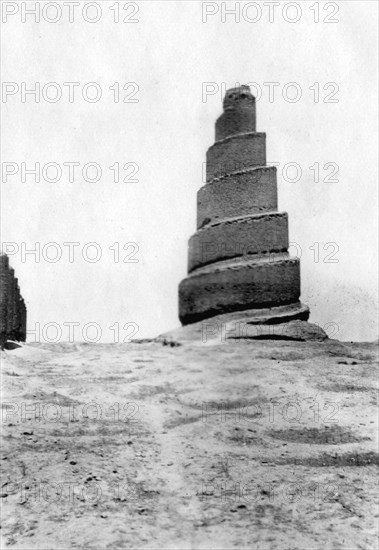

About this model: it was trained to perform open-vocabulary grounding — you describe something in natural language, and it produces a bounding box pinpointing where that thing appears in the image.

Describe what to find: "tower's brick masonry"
[179,85,309,325]
[0,254,27,346]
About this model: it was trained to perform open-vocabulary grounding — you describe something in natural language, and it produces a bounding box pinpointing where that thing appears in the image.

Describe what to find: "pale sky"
[1,0,378,342]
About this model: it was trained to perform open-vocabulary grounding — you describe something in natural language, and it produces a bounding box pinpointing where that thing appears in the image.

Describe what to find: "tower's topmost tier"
[215,85,256,142]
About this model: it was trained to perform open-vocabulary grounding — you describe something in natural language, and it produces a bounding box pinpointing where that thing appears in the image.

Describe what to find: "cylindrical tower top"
[216,85,257,141]
[222,85,255,111]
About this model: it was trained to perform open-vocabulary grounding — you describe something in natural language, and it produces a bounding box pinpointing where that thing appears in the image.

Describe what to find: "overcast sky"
[1,0,378,342]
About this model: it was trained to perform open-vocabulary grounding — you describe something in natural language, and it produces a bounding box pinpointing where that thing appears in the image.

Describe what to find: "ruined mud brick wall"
[0,255,27,346]
[179,86,309,325]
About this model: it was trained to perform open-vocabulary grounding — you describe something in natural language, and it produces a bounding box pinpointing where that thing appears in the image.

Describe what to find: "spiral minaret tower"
[179,85,309,326]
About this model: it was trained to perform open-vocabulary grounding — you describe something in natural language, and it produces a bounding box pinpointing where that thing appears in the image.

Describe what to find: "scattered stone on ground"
[1,336,378,549]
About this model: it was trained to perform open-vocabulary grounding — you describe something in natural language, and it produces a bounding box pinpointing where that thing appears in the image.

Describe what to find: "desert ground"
[1,322,378,549]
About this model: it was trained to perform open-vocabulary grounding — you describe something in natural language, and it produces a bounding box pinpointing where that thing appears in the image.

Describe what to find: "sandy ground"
[1,331,378,549]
